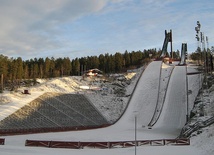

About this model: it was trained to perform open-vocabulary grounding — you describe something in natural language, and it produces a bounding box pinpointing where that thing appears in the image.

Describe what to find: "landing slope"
[115,61,162,128]
[154,66,187,136]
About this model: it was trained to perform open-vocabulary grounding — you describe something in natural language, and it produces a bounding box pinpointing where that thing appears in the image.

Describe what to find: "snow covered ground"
[0,61,213,155]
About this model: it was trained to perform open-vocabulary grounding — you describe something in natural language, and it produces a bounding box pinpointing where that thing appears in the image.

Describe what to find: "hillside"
[0,69,141,123]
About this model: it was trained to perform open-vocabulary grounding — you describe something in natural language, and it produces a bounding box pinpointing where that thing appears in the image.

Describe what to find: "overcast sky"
[0,0,213,60]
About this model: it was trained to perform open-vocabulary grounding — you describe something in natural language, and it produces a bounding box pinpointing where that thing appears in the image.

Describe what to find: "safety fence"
[25,138,190,149]
[180,116,214,138]
[0,138,5,145]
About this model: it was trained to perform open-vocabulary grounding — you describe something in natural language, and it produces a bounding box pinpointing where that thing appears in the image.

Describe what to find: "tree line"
[0,48,179,88]
[190,46,214,72]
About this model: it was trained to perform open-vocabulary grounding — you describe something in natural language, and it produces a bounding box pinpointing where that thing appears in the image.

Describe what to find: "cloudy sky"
[0,0,213,60]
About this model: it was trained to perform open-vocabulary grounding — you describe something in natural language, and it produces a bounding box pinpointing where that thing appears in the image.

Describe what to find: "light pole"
[135,115,137,155]
[134,111,138,155]
[185,65,189,123]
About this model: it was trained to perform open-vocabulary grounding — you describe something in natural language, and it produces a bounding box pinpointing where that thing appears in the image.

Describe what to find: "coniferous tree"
[63,57,72,76]
[91,56,99,69]
[98,54,106,72]
[38,58,44,78]
[0,55,9,81]
[33,60,39,79]
[72,58,80,75]
[55,58,63,77]
[44,57,51,78]
[16,57,23,80]
[190,51,201,64]
[107,54,115,73]
[23,62,29,79]
[104,53,110,73]
[124,50,131,68]
[115,52,123,72]
[28,59,34,78]
[50,57,56,77]
[11,59,18,81]
[130,51,142,66]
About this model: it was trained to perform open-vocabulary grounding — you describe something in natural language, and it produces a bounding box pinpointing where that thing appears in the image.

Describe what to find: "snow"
[0,61,213,155]
[154,66,187,135]
[117,61,161,128]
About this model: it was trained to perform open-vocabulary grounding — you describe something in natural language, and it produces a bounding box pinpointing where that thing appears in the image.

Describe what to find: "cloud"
[0,0,213,59]
[0,0,112,59]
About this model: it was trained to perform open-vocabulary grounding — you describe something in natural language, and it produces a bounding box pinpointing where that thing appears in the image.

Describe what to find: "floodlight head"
[195,26,200,32]
[197,21,201,28]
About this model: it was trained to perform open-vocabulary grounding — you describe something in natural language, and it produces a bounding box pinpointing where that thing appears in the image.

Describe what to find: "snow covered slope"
[154,66,187,136]
[116,61,162,128]
[0,61,209,155]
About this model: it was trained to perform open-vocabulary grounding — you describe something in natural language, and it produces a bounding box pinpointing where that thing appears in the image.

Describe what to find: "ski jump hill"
[114,60,188,138]
[0,60,196,142]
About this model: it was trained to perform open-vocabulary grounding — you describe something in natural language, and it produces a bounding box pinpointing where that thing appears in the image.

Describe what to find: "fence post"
[48,141,52,148]
[78,141,81,149]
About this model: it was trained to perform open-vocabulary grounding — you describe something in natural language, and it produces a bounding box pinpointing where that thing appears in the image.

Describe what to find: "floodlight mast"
[195,21,201,49]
